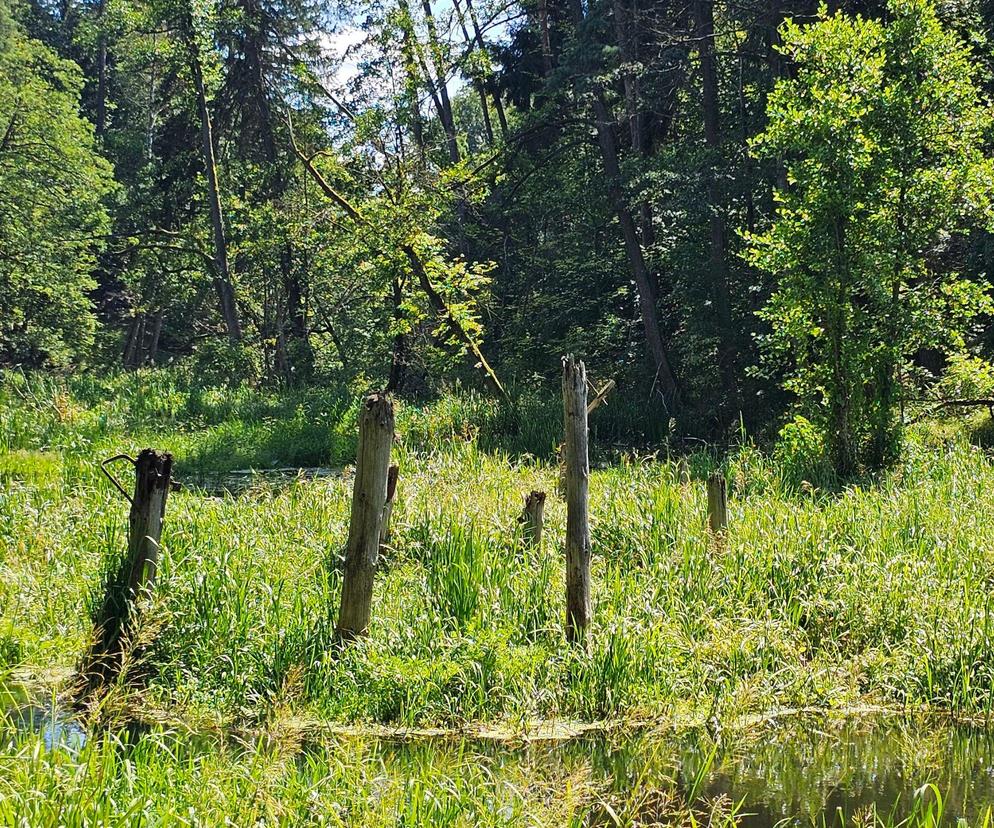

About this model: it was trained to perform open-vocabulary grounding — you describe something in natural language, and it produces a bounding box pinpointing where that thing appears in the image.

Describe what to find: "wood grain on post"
[337,393,395,640]
[84,448,172,690]
[379,463,400,553]
[706,472,728,534]
[126,449,173,598]
[562,355,591,643]
[519,490,546,548]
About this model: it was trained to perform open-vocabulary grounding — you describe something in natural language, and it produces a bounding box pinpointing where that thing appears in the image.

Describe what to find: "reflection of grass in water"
[2,719,989,827]
[0,719,752,827]
[0,724,684,826]
[673,717,994,828]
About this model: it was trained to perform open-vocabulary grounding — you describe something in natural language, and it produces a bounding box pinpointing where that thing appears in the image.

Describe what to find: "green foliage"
[6,372,994,821]
[773,415,833,489]
[747,0,994,473]
[0,0,114,367]
[937,352,994,401]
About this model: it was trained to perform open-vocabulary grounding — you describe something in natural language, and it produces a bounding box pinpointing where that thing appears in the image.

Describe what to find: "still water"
[683,718,994,826]
[8,702,994,825]
[382,716,994,826]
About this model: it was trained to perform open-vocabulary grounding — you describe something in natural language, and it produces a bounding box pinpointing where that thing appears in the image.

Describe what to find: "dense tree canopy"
[0,0,114,366]
[3,0,994,470]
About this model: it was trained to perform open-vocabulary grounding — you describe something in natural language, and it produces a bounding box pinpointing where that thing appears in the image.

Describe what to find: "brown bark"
[379,463,400,553]
[537,0,555,76]
[519,490,546,548]
[591,91,678,397]
[706,472,727,534]
[123,314,143,369]
[611,0,657,267]
[693,0,738,405]
[82,449,173,692]
[462,0,508,135]
[420,0,461,163]
[146,312,164,365]
[186,11,242,344]
[452,0,494,145]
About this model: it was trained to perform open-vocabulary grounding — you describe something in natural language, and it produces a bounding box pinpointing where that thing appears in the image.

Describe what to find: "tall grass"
[4,368,994,731]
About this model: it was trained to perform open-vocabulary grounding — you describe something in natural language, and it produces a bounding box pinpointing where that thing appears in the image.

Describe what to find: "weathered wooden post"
[519,490,546,547]
[706,472,728,534]
[337,393,395,640]
[562,355,591,643]
[84,448,173,689]
[379,463,399,553]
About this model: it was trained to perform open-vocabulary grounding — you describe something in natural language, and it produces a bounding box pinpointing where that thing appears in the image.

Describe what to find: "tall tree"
[182,1,241,344]
[748,0,994,472]
[0,0,115,366]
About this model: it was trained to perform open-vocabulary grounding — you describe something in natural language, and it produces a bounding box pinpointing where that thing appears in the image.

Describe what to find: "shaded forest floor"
[3,369,994,823]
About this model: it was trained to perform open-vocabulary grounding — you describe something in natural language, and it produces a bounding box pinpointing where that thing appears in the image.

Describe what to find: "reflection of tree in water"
[683,718,994,827]
[352,717,994,826]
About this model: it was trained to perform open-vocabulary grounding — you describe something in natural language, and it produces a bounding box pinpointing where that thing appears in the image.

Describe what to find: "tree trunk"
[611,0,658,277]
[519,490,546,547]
[387,276,408,392]
[591,92,678,398]
[145,312,164,365]
[694,0,738,406]
[399,16,428,155]
[95,0,108,138]
[420,0,461,164]
[123,314,142,369]
[379,463,399,553]
[186,11,242,344]
[537,0,555,76]
[462,0,508,135]
[82,449,173,691]
[706,472,727,534]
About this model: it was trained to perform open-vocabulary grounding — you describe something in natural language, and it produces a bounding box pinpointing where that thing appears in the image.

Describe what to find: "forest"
[8,0,994,469]
[8,0,994,821]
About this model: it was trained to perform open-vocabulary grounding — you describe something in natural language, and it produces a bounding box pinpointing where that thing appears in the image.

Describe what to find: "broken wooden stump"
[562,355,591,643]
[336,393,395,640]
[706,472,728,534]
[519,490,546,548]
[82,448,173,692]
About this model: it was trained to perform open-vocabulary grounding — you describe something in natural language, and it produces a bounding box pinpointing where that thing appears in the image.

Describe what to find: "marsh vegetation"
[4,371,994,824]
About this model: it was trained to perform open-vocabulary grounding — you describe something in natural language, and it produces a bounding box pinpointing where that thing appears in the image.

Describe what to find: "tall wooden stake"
[707,472,728,534]
[337,393,395,640]
[83,448,172,690]
[562,355,591,642]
